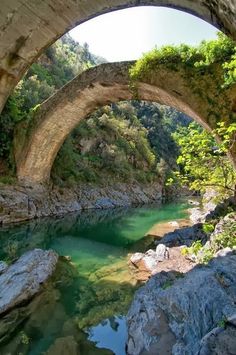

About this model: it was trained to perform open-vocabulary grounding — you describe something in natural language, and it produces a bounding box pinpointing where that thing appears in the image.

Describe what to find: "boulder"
[126,253,236,355]
[142,250,160,271]
[159,223,206,247]
[129,245,170,282]
[130,253,144,265]
[198,323,236,355]
[155,244,169,261]
[0,249,58,315]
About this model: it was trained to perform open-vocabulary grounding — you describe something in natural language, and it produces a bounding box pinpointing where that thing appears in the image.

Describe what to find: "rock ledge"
[0,249,58,315]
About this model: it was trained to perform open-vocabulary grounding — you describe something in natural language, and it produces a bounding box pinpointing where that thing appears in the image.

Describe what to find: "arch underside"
[16,61,232,184]
[0,0,236,112]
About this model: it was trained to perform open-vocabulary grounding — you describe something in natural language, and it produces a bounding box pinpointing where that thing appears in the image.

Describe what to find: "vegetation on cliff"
[0,34,189,186]
[0,33,236,192]
[129,32,236,86]
[129,32,236,197]
[170,122,236,197]
[0,34,105,179]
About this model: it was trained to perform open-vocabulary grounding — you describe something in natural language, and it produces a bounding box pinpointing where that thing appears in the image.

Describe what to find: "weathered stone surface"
[126,253,236,354]
[129,245,194,281]
[129,244,171,281]
[189,190,222,224]
[0,249,58,315]
[0,261,7,274]
[155,243,170,261]
[199,323,236,355]
[130,253,144,265]
[159,223,206,247]
[0,181,162,224]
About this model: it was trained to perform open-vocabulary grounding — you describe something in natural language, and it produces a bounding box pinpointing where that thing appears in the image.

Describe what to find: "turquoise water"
[0,201,189,355]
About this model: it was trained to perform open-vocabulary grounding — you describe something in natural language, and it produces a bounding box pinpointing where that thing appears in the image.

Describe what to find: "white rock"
[155,244,169,261]
[215,247,232,257]
[142,255,159,271]
[168,221,179,227]
[130,252,144,264]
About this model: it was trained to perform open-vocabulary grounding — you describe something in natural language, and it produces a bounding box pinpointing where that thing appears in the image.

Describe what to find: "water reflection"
[0,201,189,354]
[87,316,127,355]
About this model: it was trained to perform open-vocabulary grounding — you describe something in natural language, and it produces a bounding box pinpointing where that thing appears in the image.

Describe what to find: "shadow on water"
[0,258,138,355]
[0,201,189,261]
[0,200,190,354]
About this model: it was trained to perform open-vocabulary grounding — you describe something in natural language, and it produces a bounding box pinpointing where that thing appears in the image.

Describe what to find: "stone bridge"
[15,60,236,183]
[0,0,236,114]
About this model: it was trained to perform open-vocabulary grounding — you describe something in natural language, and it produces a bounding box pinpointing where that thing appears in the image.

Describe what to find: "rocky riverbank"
[0,181,162,225]
[127,251,236,355]
[126,197,236,354]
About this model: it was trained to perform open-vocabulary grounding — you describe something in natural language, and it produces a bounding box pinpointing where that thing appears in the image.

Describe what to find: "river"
[0,200,189,355]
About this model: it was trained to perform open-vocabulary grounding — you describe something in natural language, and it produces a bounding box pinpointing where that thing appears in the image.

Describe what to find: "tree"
[170,122,236,198]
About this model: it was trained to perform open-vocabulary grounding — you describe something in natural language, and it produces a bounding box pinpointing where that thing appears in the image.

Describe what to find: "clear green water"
[0,201,189,355]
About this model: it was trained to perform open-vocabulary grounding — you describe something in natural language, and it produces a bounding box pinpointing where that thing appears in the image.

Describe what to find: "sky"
[70,6,218,62]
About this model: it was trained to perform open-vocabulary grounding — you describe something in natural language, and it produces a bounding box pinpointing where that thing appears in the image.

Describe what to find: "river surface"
[0,200,189,355]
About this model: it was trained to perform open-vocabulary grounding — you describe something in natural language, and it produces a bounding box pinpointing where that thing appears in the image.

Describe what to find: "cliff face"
[126,201,236,355]
[0,181,162,225]
[126,251,236,355]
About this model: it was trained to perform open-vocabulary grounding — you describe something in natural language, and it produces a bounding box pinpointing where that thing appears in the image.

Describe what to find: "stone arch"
[1,0,236,113]
[15,60,236,184]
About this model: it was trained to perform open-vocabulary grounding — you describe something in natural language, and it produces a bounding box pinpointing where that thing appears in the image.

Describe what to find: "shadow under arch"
[15,60,236,184]
[0,0,236,113]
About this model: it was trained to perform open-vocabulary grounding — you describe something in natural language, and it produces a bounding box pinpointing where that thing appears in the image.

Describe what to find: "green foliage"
[223,53,236,86]
[217,317,227,329]
[162,280,173,290]
[0,176,17,185]
[170,122,236,197]
[20,331,30,345]
[129,35,236,193]
[182,216,236,265]
[130,32,235,85]
[2,32,235,190]
[51,98,193,187]
[52,102,160,186]
[0,93,25,172]
[202,223,215,234]
[181,240,215,264]
[51,136,81,186]
[213,221,236,250]
[3,240,19,261]
[200,249,215,264]
[0,34,104,176]
[181,240,203,257]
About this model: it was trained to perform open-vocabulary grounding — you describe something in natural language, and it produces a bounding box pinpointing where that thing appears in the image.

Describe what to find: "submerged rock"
[45,336,79,355]
[0,249,58,315]
[126,253,236,355]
